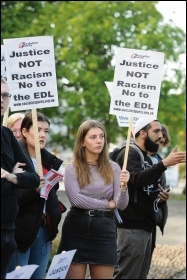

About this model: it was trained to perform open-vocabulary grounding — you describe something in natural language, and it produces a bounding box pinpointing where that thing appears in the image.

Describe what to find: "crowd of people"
[1,77,186,279]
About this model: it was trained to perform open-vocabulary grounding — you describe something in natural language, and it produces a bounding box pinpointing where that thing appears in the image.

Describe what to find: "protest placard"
[46,250,77,279]
[3,36,59,174]
[107,47,164,169]
[6,265,38,279]
[3,36,58,112]
[109,48,164,119]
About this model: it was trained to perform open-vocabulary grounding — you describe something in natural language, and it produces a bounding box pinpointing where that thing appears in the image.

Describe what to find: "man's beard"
[144,135,159,153]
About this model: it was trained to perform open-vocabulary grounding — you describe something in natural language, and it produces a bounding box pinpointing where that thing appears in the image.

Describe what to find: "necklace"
[87,162,97,166]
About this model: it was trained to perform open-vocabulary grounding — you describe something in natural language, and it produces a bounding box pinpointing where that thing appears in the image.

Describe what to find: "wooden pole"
[31,108,43,175]
[122,116,133,170]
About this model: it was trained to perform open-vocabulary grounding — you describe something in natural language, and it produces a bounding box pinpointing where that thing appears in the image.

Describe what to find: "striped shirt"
[64,161,129,210]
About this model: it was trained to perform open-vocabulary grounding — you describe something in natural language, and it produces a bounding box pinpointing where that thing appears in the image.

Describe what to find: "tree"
[1,1,186,150]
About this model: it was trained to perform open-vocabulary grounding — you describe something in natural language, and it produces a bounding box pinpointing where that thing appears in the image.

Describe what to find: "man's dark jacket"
[1,126,40,230]
[115,144,167,233]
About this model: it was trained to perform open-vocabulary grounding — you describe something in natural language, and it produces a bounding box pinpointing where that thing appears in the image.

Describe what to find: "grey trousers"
[113,228,152,279]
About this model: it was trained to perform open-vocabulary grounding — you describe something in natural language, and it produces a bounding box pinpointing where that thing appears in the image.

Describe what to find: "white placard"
[105,81,139,127]
[46,250,77,279]
[109,48,164,118]
[3,36,58,111]
[1,45,7,81]
[6,265,39,279]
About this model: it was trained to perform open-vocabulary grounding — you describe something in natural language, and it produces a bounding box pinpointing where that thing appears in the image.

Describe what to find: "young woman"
[57,119,129,279]
[7,112,66,279]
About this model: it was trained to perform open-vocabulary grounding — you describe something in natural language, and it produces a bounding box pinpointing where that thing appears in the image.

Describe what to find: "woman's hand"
[120,169,130,191]
[35,176,46,193]
[108,199,116,210]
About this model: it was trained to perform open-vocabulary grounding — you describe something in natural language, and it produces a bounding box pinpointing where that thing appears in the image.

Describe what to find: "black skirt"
[57,207,118,265]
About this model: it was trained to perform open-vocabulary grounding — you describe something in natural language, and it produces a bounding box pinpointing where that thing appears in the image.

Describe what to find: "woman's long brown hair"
[73,120,114,187]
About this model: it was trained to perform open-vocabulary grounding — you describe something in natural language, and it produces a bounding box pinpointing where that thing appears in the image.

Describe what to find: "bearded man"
[113,118,186,279]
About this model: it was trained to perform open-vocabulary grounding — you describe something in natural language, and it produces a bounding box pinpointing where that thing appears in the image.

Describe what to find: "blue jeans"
[7,227,50,279]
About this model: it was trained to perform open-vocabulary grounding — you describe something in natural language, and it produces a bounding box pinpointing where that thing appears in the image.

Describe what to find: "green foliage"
[179,163,186,179]
[1,1,186,152]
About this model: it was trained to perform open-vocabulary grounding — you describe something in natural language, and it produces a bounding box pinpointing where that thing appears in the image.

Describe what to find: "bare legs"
[66,263,114,279]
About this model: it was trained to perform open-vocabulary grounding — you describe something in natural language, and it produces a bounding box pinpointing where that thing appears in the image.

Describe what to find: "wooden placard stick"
[32,108,43,175]
[122,116,133,170]
[2,107,9,127]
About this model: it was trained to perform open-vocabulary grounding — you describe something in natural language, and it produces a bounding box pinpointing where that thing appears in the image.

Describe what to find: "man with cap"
[113,118,186,279]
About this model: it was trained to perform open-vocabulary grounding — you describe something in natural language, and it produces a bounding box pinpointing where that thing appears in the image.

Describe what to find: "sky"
[157,1,186,69]
[156,1,186,33]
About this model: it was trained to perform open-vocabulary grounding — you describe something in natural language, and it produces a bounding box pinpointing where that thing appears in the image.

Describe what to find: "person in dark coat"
[1,78,40,279]
[113,118,186,279]
[7,112,66,279]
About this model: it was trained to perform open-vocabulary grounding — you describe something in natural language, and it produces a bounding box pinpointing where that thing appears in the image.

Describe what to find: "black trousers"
[1,229,17,279]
